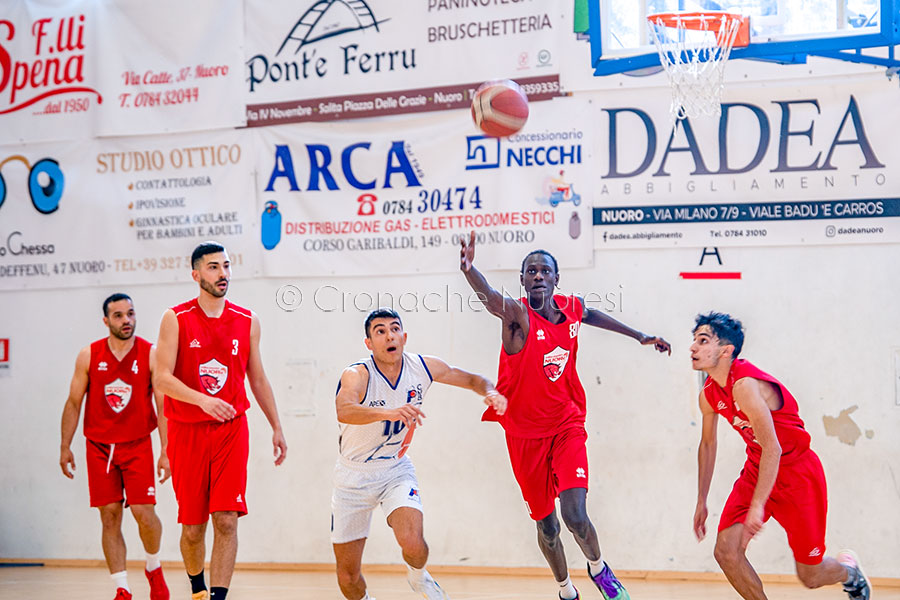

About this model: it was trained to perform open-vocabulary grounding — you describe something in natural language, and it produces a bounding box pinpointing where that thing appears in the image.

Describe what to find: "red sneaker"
[145,567,171,600]
[114,588,133,600]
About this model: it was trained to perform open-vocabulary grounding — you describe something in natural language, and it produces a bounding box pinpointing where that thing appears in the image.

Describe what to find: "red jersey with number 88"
[85,336,156,443]
[484,295,586,438]
[164,299,252,423]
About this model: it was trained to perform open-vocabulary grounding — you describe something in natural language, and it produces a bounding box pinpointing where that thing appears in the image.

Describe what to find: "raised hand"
[460,230,476,272]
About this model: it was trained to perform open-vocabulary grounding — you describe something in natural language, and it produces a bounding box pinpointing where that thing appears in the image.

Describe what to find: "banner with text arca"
[0,130,258,290]
[590,79,900,248]
[252,96,594,277]
[244,0,562,125]
[0,0,245,144]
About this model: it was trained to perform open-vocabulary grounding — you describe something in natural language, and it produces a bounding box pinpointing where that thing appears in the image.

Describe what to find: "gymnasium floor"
[2,566,898,600]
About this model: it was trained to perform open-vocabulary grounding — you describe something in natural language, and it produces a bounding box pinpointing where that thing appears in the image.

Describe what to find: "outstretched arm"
[335,365,426,427]
[421,355,507,415]
[152,309,236,422]
[694,390,718,540]
[733,377,781,548]
[60,346,90,479]
[460,231,526,324]
[580,298,671,355]
[246,314,287,466]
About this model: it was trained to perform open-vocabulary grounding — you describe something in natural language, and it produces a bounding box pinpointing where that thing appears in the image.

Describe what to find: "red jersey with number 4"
[485,295,586,438]
[703,359,811,466]
[164,299,252,424]
[84,336,156,444]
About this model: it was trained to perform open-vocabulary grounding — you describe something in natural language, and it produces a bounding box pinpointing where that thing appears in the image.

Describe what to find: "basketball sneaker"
[144,567,170,600]
[114,588,132,600]
[588,562,630,600]
[559,590,580,600]
[407,570,450,600]
[191,591,210,600]
[837,550,871,600]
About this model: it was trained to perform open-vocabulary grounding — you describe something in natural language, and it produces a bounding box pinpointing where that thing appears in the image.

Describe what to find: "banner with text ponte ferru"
[591,79,900,248]
[0,130,257,290]
[252,97,594,276]
[0,0,245,144]
[243,0,562,126]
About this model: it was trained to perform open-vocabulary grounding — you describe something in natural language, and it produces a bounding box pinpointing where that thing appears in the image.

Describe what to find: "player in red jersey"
[59,293,170,600]
[154,242,287,600]
[459,232,670,600]
[690,312,870,600]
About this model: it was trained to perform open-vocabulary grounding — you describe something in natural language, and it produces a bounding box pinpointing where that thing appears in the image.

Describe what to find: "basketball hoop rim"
[647,11,751,48]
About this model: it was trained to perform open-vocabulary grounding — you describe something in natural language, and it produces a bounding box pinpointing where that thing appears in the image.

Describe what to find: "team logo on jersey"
[717,401,727,411]
[536,328,545,340]
[542,346,569,382]
[808,547,821,558]
[199,359,228,395]
[406,385,423,405]
[98,361,108,371]
[408,488,421,503]
[190,339,202,348]
[576,467,586,478]
[104,378,132,413]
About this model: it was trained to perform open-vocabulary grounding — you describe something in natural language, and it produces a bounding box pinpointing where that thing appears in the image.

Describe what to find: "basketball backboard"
[588,0,900,75]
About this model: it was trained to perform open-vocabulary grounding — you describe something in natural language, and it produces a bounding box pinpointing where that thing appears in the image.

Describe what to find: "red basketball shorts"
[167,413,249,525]
[86,435,156,507]
[505,426,589,521]
[719,449,828,565]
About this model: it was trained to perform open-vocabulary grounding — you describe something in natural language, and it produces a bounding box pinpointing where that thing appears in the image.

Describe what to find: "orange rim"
[647,11,751,47]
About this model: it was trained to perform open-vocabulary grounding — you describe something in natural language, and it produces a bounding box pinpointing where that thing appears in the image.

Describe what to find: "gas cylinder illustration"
[261,200,282,250]
[569,211,581,239]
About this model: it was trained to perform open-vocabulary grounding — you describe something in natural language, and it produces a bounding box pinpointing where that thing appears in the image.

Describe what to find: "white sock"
[406,564,427,583]
[146,550,161,572]
[588,557,605,577]
[110,570,129,592]
[558,576,578,599]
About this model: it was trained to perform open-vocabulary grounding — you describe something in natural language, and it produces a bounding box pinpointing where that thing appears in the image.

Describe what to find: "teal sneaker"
[588,562,630,600]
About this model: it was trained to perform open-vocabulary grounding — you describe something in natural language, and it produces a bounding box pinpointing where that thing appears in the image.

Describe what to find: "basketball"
[471,79,529,137]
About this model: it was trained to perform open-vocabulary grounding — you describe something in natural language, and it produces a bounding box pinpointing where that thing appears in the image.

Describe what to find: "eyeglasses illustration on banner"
[0,155,65,214]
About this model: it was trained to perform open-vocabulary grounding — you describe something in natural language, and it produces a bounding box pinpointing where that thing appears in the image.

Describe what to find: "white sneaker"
[407,571,450,600]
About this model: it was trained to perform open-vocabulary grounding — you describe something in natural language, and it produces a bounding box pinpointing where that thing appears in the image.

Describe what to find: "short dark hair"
[521,249,559,274]
[103,293,132,316]
[365,308,402,337]
[693,312,744,358]
[191,241,226,269]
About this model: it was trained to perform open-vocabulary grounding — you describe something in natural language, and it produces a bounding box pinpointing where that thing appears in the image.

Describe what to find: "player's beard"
[200,277,228,298]
[110,323,135,340]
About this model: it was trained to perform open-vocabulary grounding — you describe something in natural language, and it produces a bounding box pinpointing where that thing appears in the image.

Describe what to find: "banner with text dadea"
[253,96,594,277]
[244,0,562,125]
[0,0,245,144]
[589,79,900,248]
[0,130,258,290]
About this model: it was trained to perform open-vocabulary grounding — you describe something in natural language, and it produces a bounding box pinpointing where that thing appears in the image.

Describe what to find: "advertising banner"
[253,96,595,277]
[589,80,900,247]
[0,130,258,290]
[0,0,245,144]
[244,0,562,125]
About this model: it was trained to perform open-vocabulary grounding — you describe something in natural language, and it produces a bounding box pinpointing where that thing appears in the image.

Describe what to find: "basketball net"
[647,12,747,121]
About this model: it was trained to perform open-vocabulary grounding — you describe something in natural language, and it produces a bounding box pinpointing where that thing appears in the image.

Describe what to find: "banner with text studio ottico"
[0,131,257,290]
[591,79,900,248]
[253,98,595,277]
[0,0,244,144]
[244,0,561,125]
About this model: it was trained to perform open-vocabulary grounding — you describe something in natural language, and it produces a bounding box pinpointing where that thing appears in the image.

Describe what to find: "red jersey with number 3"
[164,298,252,423]
[703,359,811,466]
[84,336,156,444]
[485,295,586,438]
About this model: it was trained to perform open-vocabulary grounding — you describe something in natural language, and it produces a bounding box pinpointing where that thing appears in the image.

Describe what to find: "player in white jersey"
[332,308,507,600]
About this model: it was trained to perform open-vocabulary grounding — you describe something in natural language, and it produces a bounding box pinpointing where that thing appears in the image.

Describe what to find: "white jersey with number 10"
[338,352,433,465]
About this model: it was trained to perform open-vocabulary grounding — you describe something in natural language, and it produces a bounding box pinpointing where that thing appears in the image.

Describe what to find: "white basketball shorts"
[331,456,423,544]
